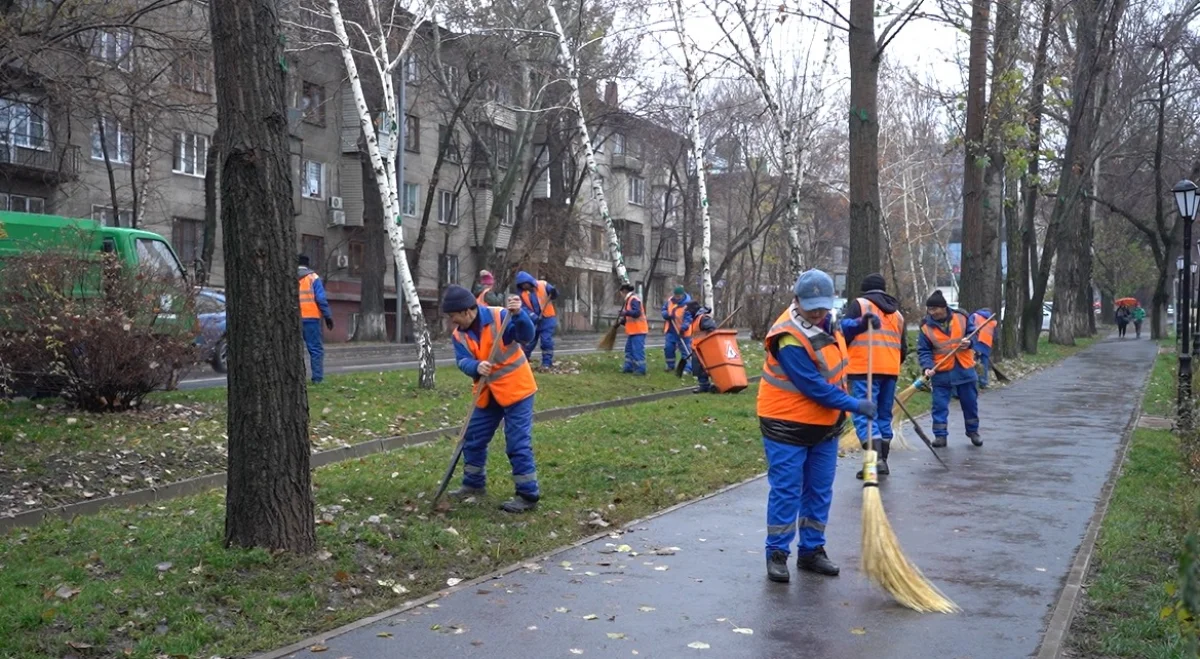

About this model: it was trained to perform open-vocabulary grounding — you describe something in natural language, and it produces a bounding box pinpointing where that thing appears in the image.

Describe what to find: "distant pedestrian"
[619,282,648,375]
[1132,305,1146,339]
[515,271,558,370]
[474,270,503,307]
[1115,306,1130,338]
[686,300,718,393]
[298,254,334,383]
[662,286,694,374]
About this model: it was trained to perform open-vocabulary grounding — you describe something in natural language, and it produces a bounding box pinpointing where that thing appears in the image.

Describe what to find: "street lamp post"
[1173,179,1198,429]
[1179,255,1186,345]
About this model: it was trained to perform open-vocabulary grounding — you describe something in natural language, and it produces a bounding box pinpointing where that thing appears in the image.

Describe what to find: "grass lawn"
[0,344,765,516]
[1066,339,1197,658]
[0,391,766,659]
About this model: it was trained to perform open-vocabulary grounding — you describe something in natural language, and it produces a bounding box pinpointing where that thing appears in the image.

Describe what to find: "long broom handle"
[928,313,998,372]
[866,325,874,443]
[715,305,743,330]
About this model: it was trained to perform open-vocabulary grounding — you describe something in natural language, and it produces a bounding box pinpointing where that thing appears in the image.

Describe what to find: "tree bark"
[211,0,315,553]
[847,0,882,292]
[959,0,991,313]
[355,145,388,341]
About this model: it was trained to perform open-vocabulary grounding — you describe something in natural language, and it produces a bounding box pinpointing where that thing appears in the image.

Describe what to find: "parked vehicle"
[195,288,227,373]
[1042,302,1053,331]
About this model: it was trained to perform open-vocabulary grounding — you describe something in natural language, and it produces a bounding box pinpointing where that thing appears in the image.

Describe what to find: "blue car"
[195,288,227,373]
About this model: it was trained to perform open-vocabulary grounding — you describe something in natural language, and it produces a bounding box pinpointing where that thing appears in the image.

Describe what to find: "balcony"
[0,139,80,184]
[610,152,643,172]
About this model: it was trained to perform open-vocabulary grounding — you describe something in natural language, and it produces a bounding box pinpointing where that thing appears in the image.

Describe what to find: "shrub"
[0,248,197,411]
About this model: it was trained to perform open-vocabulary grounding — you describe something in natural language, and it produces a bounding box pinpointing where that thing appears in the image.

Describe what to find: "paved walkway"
[267,337,1158,659]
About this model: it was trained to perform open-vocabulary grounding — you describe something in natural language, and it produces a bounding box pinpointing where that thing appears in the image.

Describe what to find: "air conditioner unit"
[336,254,350,269]
[329,210,346,226]
[328,196,344,210]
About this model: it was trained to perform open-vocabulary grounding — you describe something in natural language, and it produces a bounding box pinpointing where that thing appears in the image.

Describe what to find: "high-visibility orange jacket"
[453,306,538,408]
[299,272,321,319]
[757,309,850,426]
[622,293,649,335]
[922,311,976,372]
[847,298,904,376]
[520,281,557,319]
[971,311,995,349]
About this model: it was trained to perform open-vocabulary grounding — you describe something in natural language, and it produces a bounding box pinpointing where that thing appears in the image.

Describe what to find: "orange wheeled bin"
[692,329,748,393]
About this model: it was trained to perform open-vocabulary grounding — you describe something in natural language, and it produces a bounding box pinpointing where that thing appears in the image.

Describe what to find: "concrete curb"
[1033,344,1157,659]
[251,471,769,659]
[0,377,761,534]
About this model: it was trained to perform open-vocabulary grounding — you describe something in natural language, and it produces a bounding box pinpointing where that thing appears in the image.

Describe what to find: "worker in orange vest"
[661,286,694,374]
[970,308,995,388]
[843,273,906,478]
[918,290,981,447]
[515,270,558,369]
[759,270,877,583]
[686,300,718,393]
[298,254,334,383]
[443,284,541,513]
[474,270,503,307]
[618,282,648,375]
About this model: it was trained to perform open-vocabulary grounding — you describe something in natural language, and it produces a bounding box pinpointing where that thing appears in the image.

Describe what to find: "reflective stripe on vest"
[972,312,995,348]
[922,312,976,371]
[299,273,321,319]
[756,306,849,426]
[623,293,649,335]
[663,298,692,337]
[692,311,710,340]
[454,306,538,407]
[847,298,904,376]
[521,281,556,318]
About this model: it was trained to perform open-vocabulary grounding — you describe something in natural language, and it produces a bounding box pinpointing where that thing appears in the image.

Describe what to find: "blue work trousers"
[976,350,991,388]
[851,377,897,442]
[524,317,556,368]
[302,319,325,383]
[664,332,692,374]
[623,333,647,374]
[692,351,711,390]
[461,394,539,498]
[764,436,837,557]
[931,382,980,439]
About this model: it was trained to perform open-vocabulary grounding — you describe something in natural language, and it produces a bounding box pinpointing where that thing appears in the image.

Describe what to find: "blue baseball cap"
[793,269,835,311]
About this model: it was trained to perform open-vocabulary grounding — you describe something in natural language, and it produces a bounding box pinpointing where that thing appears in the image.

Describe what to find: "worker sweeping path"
[443,285,541,513]
[516,271,558,370]
[273,338,1157,659]
[758,269,876,583]
[619,282,648,375]
[662,286,694,375]
[919,290,982,448]
[687,300,718,393]
[842,273,905,478]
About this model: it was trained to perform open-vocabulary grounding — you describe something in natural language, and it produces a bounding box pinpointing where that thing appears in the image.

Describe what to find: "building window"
[442,64,461,93]
[0,99,47,149]
[477,124,513,168]
[439,253,459,285]
[590,225,606,258]
[404,56,420,83]
[612,133,626,155]
[501,200,516,227]
[172,49,210,93]
[0,193,45,213]
[438,189,458,225]
[92,204,133,228]
[173,132,209,177]
[301,234,325,273]
[91,117,132,164]
[659,228,678,260]
[91,29,133,71]
[403,182,419,217]
[404,115,420,152]
[301,81,325,126]
[302,160,326,199]
[621,222,644,256]
[628,176,645,206]
[172,217,204,266]
[438,124,460,162]
[348,240,364,277]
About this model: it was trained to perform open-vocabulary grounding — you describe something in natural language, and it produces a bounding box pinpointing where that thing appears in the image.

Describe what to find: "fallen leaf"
[156,562,173,572]
[583,614,598,620]
[638,606,656,612]
[527,625,538,630]
[1035,567,1047,572]
[654,566,669,571]
[732,628,753,635]
[309,644,329,652]
[447,578,463,587]
[556,607,570,613]
[426,603,440,608]
[67,641,94,649]
[850,627,867,635]
[607,632,626,640]
[560,561,572,568]
[584,571,599,576]
[687,641,711,649]
[377,632,393,638]
[616,544,633,552]
[54,585,81,600]
[334,570,350,583]
[570,650,584,655]
[445,527,460,536]
[316,550,333,561]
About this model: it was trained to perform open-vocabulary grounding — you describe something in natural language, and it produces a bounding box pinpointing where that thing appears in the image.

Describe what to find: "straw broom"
[860,325,960,613]
[598,320,620,351]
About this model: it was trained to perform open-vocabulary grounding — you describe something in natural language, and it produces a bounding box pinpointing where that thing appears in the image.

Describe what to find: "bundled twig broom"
[860,326,959,613]
[598,321,620,351]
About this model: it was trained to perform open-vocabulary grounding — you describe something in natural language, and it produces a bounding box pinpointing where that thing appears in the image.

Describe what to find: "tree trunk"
[960,0,991,314]
[1019,0,1054,354]
[355,146,388,341]
[211,0,315,553]
[847,0,882,293]
[1001,173,1022,358]
[200,133,220,287]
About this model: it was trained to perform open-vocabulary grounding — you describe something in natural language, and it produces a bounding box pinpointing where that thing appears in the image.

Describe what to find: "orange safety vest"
[922,311,976,372]
[971,312,995,349]
[476,286,492,306]
[757,307,849,426]
[623,293,649,335]
[453,306,538,408]
[299,272,321,319]
[691,309,711,341]
[520,280,556,318]
[847,298,903,376]
[663,298,693,337]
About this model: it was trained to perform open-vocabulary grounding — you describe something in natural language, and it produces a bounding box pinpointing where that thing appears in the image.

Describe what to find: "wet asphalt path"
[270,337,1158,659]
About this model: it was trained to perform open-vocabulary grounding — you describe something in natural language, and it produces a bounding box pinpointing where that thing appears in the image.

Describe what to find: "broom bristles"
[598,324,619,351]
[837,402,914,453]
[860,450,959,614]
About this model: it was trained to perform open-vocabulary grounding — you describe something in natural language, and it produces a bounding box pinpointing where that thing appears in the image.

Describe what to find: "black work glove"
[861,312,882,330]
[856,399,878,419]
[325,317,334,331]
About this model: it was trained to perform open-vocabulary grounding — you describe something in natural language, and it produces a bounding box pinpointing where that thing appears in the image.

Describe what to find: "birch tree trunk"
[547,2,629,285]
[326,0,436,387]
[671,0,714,309]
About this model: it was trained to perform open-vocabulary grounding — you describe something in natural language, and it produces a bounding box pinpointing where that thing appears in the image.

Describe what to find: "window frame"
[348,239,365,277]
[172,49,210,94]
[628,175,646,206]
[437,189,458,226]
[402,182,419,217]
[439,252,459,285]
[404,115,420,153]
[173,132,209,178]
[302,159,326,199]
[301,234,325,274]
[0,192,45,214]
[300,81,326,126]
[91,29,134,71]
[501,200,516,227]
[91,116,132,164]
[91,204,132,228]
[172,217,204,266]
[0,99,48,150]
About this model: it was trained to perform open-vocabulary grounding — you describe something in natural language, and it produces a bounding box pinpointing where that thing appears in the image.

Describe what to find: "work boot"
[447,485,485,500]
[968,432,983,447]
[693,385,714,394]
[932,436,947,448]
[766,550,790,583]
[499,494,538,513]
[796,547,840,576]
[878,441,891,476]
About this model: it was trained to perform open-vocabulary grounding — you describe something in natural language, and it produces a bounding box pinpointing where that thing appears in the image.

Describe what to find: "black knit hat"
[441,285,478,313]
[926,290,948,308]
[619,282,635,292]
[861,273,886,293]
